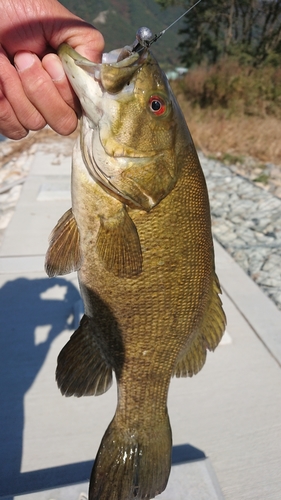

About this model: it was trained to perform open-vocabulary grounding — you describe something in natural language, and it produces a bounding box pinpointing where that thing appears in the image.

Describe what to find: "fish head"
[58,43,190,211]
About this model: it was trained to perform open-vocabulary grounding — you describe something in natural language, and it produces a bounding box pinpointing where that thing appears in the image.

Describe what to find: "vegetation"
[172,91,281,164]
[155,0,281,67]
[155,1,281,164]
[59,1,281,164]
[176,59,281,118]
[169,58,281,163]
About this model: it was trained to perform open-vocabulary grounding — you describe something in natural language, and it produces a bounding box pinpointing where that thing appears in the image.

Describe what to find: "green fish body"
[45,40,226,500]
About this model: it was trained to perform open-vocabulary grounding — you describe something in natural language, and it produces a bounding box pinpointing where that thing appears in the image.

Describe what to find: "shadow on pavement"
[1,444,206,498]
[0,276,80,498]
[0,276,206,499]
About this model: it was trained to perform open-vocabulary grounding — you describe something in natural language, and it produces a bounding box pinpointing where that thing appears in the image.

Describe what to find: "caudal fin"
[89,412,172,500]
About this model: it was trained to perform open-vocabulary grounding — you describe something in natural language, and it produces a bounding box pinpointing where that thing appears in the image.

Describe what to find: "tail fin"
[89,412,172,500]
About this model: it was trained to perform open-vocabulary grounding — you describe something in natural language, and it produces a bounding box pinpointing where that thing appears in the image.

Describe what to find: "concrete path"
[0,147,280,500]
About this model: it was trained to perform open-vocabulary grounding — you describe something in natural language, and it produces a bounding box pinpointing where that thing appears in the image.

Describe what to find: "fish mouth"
[58,43,103,81]
[58,43,146,91]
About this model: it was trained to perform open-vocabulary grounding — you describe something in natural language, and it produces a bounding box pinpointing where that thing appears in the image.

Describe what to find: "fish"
[45,31,226,500]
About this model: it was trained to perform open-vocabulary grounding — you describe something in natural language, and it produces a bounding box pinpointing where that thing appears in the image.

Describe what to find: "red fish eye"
[149,95,166,116]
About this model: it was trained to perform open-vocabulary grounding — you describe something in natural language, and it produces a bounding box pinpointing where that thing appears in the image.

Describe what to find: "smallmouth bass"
[45,33,226,500]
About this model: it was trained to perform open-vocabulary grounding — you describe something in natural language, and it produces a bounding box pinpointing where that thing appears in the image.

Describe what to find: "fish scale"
[45,38,226,500]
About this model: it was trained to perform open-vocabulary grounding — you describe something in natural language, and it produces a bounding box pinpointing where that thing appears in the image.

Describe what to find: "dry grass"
[177,100,281,165]
[177,59,281,119]
[172,59,281,166]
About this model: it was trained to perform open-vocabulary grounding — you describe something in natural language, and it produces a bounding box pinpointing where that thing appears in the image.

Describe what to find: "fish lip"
[58,43,102,80]
[58,43,93,65]
[58,43,144,83]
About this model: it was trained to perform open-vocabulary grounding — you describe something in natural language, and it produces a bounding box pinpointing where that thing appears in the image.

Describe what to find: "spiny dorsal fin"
[45,208,81,278]
[173,273,226,378]
[56,315,113,397]
[96,206,142,278]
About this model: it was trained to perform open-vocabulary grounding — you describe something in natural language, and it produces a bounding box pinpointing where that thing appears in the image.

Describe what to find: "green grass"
[253,173,270,184]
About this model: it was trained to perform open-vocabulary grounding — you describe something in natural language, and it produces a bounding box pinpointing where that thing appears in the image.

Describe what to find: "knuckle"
[25,74,51,97]
[27,112,46,131]
[0,126,28,140]
[9,129,29,140]
[50,110,78,136]
[14,105,46,132]
[0,96,27,140]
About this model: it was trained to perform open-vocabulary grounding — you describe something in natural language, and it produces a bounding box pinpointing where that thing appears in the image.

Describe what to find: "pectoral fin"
[173,274,226,377]
[45,208,81,277]
[96,206,142,278]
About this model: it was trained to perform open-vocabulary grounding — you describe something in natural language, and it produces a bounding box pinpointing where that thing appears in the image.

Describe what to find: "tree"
[155,0,281,66]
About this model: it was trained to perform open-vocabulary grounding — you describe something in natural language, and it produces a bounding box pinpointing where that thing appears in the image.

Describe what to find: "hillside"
[59,0,184,69]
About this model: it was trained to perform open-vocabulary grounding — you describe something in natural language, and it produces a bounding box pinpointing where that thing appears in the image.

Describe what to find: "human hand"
[0,0,104,139]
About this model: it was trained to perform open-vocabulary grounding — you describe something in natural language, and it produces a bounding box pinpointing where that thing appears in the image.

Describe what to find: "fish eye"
[148,95,166,116]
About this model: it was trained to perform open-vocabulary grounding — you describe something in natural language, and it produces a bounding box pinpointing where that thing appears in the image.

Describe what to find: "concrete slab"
[0,148,281,500]
[0,153,71,258]
[5,457,223,500]
[214,239,281,366]
[0,255,45,274]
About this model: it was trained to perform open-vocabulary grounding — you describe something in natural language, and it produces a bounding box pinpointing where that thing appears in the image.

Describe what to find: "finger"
[42,53,81,116]
[66,26,105,62]
[0,89,28,140]
[0,46,43,139]
[44,13,105,62]
[14,51,78,135]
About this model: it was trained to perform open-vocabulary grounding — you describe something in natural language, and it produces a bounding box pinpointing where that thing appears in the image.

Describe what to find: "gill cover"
[58,43,182,211]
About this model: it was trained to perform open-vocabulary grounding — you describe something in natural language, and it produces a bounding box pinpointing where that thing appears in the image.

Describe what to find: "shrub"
[177,59,281,119]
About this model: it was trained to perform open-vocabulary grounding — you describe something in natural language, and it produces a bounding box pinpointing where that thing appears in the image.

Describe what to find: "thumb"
[56,21,105,62]
[43,3,105,62]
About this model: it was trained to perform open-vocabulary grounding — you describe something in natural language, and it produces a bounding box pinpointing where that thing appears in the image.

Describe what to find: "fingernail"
[14,51,36,71]
[44,55,65,82]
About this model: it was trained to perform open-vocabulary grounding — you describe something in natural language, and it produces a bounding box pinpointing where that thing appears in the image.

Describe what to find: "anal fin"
[173,273,226,378]
[45,208,81,277]
[56,315,112,397]
[96,206,142,278]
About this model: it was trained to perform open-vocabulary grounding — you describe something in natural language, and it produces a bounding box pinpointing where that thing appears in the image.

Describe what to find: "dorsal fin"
[45,208,81,277]
[173,273,226,377]
[96,206,142,278]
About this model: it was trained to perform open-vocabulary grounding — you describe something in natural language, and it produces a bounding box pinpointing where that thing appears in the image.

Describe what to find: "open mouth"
[58,43,146,92]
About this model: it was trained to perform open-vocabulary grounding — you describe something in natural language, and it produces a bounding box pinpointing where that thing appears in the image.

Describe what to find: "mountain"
[59,0,185,69]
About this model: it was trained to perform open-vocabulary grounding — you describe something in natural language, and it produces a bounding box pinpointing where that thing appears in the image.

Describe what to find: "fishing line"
[154,0,203,42]
[133,0,203,50]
